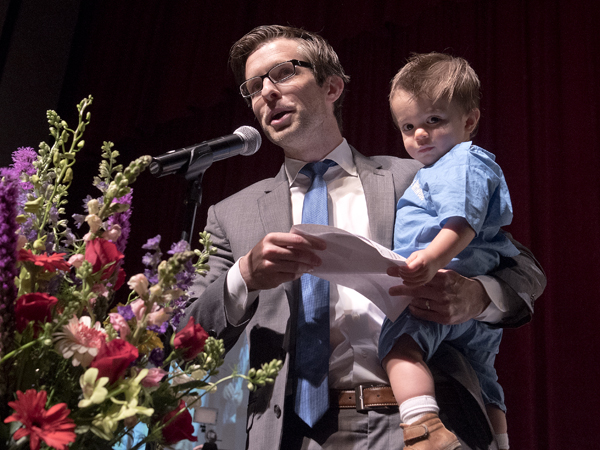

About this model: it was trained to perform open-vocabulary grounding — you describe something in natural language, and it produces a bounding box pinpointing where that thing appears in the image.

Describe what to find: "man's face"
[390,89,478,166]
[244,38,335,156]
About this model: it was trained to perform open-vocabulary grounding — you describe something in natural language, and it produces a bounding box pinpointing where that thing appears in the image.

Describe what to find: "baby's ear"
[465,108,481,133]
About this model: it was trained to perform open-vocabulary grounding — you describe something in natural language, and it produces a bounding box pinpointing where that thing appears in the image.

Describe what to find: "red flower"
[15,293,58,333]
[85,238,124,279]
[90,338,138,384]
[173,317,209,361]
[4,389,76,450]
[161,399,197,445]
[114,266,127,291]
[18,249,70,272]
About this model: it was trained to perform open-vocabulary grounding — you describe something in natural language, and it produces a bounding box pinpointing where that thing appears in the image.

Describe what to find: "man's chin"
[264,123,295,145]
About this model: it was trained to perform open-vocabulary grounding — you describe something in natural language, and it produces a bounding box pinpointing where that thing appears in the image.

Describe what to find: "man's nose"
[260,77,281,99]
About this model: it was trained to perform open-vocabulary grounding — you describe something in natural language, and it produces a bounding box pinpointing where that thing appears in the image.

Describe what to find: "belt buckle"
[354,385,367,412]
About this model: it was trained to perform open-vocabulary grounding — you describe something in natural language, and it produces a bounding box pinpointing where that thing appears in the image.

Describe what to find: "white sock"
[495,433,509,449]
[399,395,439,424]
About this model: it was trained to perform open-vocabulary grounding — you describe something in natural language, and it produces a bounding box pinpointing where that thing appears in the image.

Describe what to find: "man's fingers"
[407,304,449,324]
[286,230,328,250]
[242,232,327,291]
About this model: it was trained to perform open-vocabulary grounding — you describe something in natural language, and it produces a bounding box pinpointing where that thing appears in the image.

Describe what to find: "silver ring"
[426,300,431,310]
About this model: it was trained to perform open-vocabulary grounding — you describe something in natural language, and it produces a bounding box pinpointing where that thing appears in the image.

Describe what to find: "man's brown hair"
[230,25,350,131]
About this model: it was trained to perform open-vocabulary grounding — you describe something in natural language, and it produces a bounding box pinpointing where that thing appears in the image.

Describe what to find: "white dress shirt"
[224,139,507,388]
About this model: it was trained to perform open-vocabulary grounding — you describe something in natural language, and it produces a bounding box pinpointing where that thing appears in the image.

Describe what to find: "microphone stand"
[180,144,215,245]
[145,143,230,450]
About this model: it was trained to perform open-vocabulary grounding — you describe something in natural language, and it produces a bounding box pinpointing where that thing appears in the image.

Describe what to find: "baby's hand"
[398,250,439,286]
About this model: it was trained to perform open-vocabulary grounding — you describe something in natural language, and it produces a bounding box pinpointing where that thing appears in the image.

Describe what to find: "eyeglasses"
[240,59,313,98]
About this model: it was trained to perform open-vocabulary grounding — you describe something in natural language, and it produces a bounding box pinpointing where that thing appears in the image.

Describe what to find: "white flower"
[187,364,208,380]
[79,368,109,408]
[87,198,100,215]
[53,315,107,367]
[127,274,149,297]
[85,214,102,233]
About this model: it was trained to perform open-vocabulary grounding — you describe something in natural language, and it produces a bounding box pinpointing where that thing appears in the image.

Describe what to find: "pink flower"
[4,389,76,450]
[130,298,146,321]
[92,283,110,298]
[53,316,107,367]
[141,367,168,387]
[102,224,122,242]
[147,306,172,327]
[67,254,85,268]
[17,234,28,251]
[109,313,131,339]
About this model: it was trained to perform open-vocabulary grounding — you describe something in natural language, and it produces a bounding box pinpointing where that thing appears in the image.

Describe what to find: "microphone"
[150,126,262,177]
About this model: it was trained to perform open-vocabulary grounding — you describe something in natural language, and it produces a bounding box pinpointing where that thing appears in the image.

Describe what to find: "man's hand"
[387,267,491,325]
[240,232,326,291]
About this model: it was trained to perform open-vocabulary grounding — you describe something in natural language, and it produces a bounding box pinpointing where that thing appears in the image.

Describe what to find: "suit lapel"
[256,165,298,354]
[352,148,396,249]
[257,165,294,235]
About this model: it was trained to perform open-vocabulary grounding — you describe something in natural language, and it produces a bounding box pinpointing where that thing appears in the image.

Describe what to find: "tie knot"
[300,159,337,179]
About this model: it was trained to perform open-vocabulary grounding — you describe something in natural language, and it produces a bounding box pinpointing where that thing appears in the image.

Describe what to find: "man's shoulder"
[355,150,422,175]
[371,154,421,170]
[213,171,286,208]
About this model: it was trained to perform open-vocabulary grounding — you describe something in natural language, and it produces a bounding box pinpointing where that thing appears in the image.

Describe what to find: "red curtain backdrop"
[50,0,599,448]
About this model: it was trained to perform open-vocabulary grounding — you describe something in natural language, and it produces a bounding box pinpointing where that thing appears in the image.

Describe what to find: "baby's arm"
[399,216,475,287]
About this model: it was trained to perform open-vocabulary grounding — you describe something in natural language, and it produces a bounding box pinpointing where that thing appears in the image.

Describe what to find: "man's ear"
[465,108,481,134]
[325,75,344,103]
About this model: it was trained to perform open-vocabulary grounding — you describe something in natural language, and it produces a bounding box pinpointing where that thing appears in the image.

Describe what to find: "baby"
[379,52,519,450]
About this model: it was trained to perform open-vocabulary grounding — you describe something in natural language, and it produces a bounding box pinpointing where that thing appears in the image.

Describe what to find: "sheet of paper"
[291,224,411,321]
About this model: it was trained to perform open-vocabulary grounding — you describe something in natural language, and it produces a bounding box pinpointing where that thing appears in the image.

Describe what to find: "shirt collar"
[284,138,358,186]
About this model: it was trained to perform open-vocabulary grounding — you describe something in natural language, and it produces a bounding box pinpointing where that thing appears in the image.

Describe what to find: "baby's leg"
[486,405,509,449]
[383,335,460,449]
[383,334,435,407]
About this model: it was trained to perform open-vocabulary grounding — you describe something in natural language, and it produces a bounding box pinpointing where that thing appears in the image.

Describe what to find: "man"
[183,25,545,450]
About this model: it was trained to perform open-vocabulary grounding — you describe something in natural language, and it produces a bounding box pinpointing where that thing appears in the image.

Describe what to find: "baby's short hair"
[390,52,480,115]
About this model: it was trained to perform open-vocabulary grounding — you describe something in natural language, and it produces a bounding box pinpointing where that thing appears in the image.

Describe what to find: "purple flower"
[149,347,165,367]
[168,240,190,255]
[107,191,133,254]
[72,213,86,229]
[118,305,134,321]
[0,176,20,359]
[147,321,169,334]
[142,235,162,251]
[60,230,76,247]
[0,147,37,190]
[49,205,60,226]
[142,235,163,284]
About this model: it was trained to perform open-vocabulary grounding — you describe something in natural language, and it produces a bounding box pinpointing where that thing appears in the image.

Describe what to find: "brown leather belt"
[332,385,398,412]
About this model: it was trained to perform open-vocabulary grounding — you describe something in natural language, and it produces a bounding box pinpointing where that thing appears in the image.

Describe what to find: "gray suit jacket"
[183,147,546,449]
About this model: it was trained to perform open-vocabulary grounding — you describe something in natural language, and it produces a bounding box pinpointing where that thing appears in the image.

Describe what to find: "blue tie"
[294,159,337,427]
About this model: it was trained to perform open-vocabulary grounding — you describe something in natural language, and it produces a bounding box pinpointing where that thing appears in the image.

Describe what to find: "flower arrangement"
[0,97,281,450]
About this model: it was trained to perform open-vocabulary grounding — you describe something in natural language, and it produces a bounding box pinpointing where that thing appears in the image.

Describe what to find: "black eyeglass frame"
[239,59,314,98]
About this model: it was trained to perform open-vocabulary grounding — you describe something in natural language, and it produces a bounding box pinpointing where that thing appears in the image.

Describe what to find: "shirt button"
[274,404,281,418]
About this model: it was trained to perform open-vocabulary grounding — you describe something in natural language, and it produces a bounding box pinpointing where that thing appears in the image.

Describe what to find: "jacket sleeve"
[486,231,546,327]
[181,204,256,352]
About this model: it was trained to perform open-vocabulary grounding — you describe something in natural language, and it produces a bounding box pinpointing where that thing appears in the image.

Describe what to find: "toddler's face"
[390,89,478,166]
